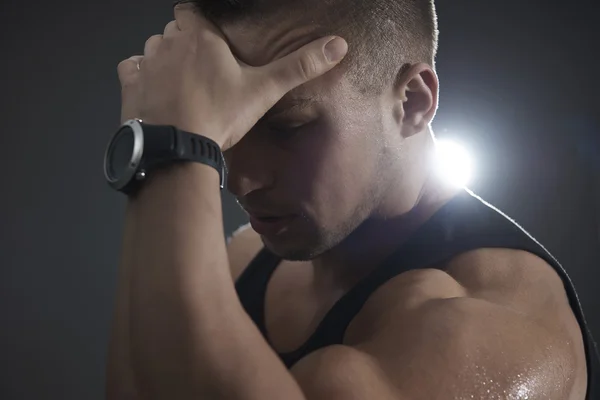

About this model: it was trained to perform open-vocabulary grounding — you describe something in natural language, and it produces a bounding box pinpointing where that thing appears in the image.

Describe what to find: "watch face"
[106,129,135,181]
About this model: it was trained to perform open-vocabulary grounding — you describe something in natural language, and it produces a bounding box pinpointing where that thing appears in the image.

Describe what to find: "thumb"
[258,36,348,97]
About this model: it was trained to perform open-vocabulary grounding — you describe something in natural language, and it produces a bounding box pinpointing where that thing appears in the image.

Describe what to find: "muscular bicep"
[291,298,577,400]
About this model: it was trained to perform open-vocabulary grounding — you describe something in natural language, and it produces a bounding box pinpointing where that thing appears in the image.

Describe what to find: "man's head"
[187,0,440,260]
[186,0,438,97]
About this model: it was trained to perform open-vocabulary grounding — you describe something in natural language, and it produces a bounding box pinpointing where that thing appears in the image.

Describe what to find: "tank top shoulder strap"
[233,189,599,400]
[312,189,570,342]
[235,246,281,339]
[279,190,599,373]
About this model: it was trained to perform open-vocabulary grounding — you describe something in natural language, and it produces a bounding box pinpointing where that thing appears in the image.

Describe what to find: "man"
[106,0,599,399]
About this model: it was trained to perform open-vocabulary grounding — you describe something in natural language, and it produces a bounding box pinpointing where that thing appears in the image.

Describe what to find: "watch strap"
[174,127,226,190]
[141,122,225,190]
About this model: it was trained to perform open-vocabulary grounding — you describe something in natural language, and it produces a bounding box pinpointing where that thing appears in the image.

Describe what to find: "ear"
[393,63,439,139]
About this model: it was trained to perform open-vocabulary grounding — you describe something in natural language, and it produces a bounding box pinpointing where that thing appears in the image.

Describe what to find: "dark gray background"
[1,0,598,399]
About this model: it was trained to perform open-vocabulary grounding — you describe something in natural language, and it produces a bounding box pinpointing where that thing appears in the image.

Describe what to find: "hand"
[117,3,348,151]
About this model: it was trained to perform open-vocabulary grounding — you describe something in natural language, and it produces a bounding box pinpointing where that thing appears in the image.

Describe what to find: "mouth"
[254,215,284,221]
[248,214,295,236]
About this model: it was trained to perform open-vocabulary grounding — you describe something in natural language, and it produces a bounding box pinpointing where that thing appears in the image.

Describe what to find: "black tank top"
[235,188,600,399]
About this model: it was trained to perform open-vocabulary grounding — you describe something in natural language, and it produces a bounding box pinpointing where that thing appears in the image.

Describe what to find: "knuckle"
[117,59,128,71]
[117,59,133,75]
[297,54,318,80]
[117,60,139,85]
[144,35,163,51]
[149,33,163,42]
[145,34,161,46]
[165,20,178,31]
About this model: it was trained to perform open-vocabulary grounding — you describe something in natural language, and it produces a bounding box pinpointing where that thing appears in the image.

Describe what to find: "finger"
[144,34,163,59]
[174,1,202,31]
[163,20,181,37]
[174,1,227,40]
[117,55,144,86]
[258,36,348,101]
[118,56,144,124]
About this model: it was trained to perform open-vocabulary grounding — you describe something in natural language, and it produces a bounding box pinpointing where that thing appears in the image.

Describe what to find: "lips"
[248,212,287,219]
[243,206,291,219]
[249,214,295,236]
[253,215,282,221]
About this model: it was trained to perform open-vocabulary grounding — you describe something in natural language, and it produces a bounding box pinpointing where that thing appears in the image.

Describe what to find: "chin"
[262,239,313,261]
[262,233,331,262]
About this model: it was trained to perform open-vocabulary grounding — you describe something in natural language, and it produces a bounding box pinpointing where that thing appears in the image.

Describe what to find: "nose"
[224,135,275,197]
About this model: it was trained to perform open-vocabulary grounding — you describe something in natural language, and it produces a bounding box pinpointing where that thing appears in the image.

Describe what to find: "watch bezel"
[104,119,145,191]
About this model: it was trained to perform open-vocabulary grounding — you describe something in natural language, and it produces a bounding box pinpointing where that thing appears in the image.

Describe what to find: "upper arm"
[291,298,578,400]
[290,249,584,400]
[226,223,263,282]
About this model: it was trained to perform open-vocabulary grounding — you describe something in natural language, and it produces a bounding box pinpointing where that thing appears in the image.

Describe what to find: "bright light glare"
[434,139,474,187]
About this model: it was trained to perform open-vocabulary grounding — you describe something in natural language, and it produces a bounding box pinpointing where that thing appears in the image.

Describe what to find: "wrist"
[175,122,227,151]
[136,162,221,200]
[197,131,227,152]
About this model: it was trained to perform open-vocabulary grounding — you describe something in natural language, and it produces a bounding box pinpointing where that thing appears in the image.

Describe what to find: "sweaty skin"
[228,222,589,400]
[220,14,588,400]
[106,5,588,399]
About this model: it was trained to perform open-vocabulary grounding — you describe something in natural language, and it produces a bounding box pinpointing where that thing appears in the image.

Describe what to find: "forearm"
[105,201,140,400]
[125,162,305,400]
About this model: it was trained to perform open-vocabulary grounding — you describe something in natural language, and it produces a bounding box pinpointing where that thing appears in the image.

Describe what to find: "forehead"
[216,14,355,105]
[220,16,321,68]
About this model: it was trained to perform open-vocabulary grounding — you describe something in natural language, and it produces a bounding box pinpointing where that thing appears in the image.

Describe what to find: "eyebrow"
[260,97,318,121]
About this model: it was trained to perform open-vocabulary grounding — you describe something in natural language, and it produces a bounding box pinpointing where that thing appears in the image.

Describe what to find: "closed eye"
[264,117,317,141]
[268,123,305,137]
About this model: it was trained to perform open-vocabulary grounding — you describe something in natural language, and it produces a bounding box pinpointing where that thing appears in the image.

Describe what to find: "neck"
[310,132,461,291]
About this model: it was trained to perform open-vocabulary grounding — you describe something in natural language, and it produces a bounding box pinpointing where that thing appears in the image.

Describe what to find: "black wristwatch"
[103,119,225,196]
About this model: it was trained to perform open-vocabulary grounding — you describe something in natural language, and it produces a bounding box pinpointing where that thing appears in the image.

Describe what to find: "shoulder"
[441,248,572,324]
[413,248,586,396]
[226,223,264,281]
[291,248,588,399]
[365,247,582,344]
[442,248,587,369]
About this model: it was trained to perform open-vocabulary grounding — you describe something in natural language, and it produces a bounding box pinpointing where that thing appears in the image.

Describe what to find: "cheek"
[286,126,377,221]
